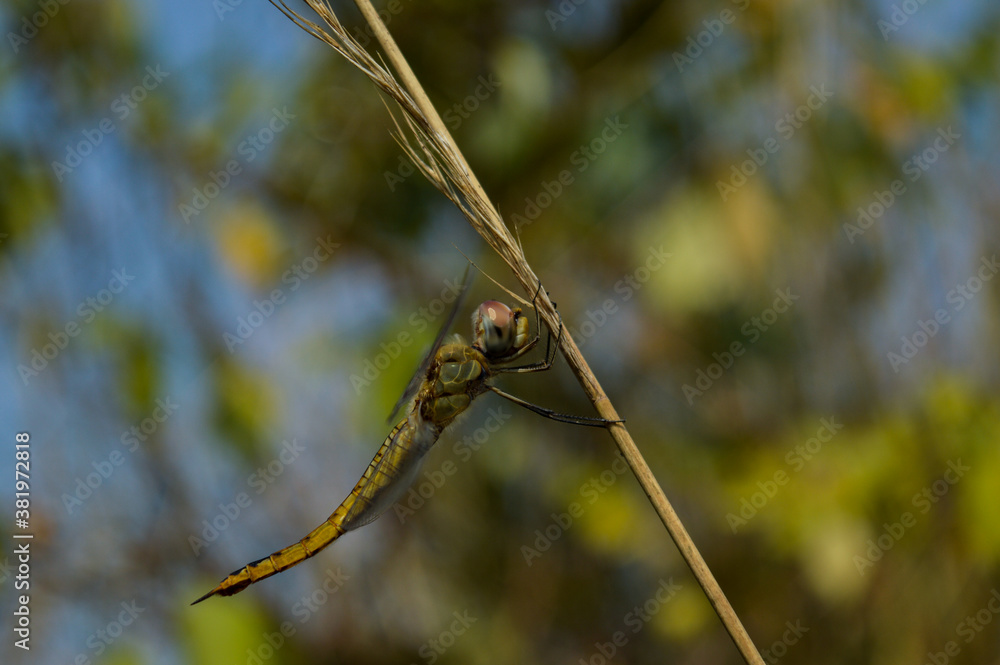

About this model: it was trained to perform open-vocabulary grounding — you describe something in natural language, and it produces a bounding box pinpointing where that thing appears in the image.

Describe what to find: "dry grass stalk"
[269,1,765,662]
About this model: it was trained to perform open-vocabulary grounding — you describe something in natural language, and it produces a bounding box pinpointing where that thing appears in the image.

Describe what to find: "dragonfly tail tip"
[191,586,221,606]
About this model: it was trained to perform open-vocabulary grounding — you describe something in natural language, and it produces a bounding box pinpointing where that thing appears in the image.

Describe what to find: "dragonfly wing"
[388,264,473,423]
[341,413,441,531]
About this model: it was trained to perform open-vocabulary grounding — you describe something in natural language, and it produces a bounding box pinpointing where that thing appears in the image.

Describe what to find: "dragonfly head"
[473,300,529,360]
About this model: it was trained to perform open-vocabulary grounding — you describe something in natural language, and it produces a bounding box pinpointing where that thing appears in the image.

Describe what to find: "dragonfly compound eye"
[476,300,515,355]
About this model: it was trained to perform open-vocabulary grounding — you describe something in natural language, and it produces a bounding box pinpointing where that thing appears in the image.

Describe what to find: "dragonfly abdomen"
[194,327,500,604]
[191,514,348,603]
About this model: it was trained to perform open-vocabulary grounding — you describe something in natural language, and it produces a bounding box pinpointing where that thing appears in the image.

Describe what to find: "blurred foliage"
[3,0,1000,664]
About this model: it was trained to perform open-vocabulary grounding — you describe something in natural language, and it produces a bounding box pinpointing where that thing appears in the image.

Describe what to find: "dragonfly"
[193,272,617,604]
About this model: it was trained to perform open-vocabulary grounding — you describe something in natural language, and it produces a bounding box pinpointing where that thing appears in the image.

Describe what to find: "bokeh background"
[3,0,1000,663]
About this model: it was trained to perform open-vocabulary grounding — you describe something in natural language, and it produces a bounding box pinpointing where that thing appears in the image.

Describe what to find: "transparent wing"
[387,264,473,423]
[341,415,441,530]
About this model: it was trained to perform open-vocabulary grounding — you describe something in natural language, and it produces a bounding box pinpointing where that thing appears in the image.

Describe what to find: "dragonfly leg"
[494,315,562,374]
[488,385,622,428]
[494,283,563,373]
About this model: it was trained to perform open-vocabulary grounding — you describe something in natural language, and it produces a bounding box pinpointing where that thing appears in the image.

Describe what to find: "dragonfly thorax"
[472,300,529,360]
